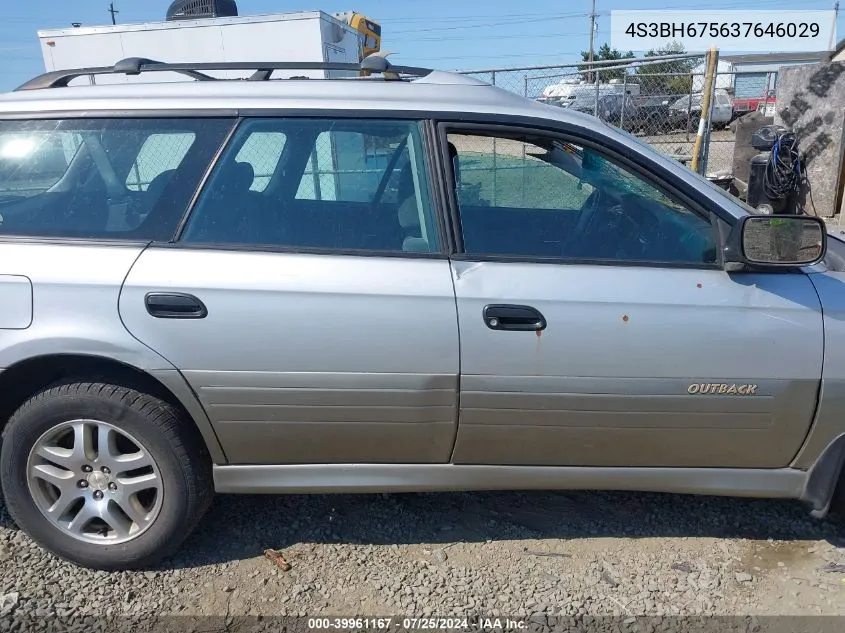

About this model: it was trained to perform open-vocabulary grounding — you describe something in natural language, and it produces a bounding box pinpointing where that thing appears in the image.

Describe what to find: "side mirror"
[725,215,827,269]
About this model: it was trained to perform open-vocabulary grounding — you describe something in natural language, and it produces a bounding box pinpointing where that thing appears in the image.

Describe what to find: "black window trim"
[435,120,724,271]
[169,114,451,259]
[172,116,244,242]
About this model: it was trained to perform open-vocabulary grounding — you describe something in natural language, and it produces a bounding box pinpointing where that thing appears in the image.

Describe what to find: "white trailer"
[37,11,364,85]
[36,10,372,201]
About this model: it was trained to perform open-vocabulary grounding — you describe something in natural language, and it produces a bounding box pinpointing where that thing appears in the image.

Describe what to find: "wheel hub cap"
[86,471,111,491]
[27,419,164,545]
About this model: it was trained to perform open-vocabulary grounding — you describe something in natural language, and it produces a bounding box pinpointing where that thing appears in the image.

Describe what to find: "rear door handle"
[483,304,546,331]
[145,292,208,319]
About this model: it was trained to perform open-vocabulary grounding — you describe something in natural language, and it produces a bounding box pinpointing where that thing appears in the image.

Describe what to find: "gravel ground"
[2,489,845,629]
[642,130,736,177]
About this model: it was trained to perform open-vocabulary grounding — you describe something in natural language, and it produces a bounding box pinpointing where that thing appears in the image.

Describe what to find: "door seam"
[447,259,462,463]
[117,242,230,462]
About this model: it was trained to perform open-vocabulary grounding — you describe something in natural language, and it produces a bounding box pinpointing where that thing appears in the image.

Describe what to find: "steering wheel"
[562,186,613,256]
[564,189,656,260]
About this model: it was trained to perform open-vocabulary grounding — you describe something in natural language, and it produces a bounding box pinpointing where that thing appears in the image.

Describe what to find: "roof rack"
[15,55,433,91]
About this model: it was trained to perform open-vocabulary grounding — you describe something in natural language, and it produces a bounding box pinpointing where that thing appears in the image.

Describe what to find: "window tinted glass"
[450,134,594,211]
[182,118,438,253]
[0,118,233,240]
[126,133,195,192]
[234,131,287,192]
[449,132,717,264]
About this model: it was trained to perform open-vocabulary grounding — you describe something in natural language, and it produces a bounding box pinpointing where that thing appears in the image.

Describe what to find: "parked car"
[733,89,777,119]
[1,57,843,571]
[575,93,674,134]
[668,89,733,130]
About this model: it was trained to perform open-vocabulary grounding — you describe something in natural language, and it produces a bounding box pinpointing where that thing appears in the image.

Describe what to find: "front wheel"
[1,381,213,570]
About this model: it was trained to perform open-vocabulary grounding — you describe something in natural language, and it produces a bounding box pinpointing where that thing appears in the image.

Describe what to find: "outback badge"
[688,383,757,395]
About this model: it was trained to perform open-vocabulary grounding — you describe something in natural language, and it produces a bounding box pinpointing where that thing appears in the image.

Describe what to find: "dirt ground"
[4,489,845,627]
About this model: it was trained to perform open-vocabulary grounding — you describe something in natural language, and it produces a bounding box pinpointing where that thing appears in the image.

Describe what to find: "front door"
[120,116,459,464]
[442,127,823,468]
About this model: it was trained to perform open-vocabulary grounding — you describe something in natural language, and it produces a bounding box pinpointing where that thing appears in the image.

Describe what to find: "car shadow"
[0,490,842,570]
[159,490,845,570]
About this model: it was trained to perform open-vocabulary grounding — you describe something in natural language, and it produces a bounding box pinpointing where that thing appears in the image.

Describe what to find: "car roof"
[0,71,590,123]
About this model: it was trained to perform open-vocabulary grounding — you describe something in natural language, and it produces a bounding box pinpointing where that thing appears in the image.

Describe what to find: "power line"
[402,30,602,43]
[385,0,828,24]
[390,12,593,35]
[382,11,572,24]
[385,0,825,26]
[412,51,585,62]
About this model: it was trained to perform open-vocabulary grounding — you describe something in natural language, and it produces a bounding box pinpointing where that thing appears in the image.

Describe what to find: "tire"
[0,381,213,570]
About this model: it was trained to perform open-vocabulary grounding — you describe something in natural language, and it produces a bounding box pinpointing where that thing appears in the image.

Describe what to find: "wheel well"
[0,354,196,437]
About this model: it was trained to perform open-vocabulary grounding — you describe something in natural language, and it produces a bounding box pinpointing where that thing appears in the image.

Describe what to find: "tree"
[578,43,634,82]
[635,42,696,96]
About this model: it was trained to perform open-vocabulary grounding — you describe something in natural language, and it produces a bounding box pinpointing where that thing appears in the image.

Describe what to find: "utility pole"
[108,2,119,25]
[830,1,840,51]
[588,0,597,83]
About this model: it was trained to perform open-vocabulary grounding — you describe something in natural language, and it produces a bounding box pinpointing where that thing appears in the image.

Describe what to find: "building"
[722,51,830,97]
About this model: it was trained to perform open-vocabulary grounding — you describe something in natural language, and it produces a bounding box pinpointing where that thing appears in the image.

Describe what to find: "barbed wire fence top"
[456,54,738,178]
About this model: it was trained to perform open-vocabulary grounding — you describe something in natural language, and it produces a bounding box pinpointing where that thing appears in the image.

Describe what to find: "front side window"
[182,118,438,253]
[448,131,717,264]
[0,118,233,240]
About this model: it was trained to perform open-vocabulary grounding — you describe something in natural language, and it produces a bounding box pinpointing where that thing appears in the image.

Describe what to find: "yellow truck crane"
[334,11,382,60]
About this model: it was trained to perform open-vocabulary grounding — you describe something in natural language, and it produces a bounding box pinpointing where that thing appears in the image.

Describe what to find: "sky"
[0,0,843,91]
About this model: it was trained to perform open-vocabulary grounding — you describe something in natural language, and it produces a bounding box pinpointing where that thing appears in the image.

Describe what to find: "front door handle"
[145,292,208,319]
[483,304,546,331]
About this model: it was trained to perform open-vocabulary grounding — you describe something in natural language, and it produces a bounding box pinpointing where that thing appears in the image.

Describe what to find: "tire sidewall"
[1,386,193,569]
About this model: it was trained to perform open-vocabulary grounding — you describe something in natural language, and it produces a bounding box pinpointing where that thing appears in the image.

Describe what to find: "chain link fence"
[457,55,746,180]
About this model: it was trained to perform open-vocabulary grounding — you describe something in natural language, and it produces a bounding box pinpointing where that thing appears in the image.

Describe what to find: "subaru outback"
[0,57,843,570]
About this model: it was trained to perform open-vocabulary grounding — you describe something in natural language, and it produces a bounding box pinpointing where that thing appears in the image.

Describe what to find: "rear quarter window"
[0,118,233,241]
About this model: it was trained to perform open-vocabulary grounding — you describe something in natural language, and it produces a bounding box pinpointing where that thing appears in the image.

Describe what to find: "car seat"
[395,163,430,253]
[184,160,255,242]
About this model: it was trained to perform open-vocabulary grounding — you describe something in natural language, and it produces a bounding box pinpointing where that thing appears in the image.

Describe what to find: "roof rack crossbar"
[15,57,433,91]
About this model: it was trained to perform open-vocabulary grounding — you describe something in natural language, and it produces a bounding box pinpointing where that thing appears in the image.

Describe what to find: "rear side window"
[181,118,438,253]
[0,118,233,240]
[234,131,287,192]
[126,133,196,192]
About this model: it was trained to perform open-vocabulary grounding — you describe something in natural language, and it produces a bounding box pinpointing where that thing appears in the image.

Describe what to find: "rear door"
[441,124,823,468]
[119,116,459,464]
[0,116,232,365]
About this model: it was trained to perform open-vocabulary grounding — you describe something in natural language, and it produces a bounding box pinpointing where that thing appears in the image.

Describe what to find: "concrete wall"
[774,62,845,217]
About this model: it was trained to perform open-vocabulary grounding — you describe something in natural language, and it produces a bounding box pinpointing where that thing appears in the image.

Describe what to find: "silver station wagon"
[0,57,843,570]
